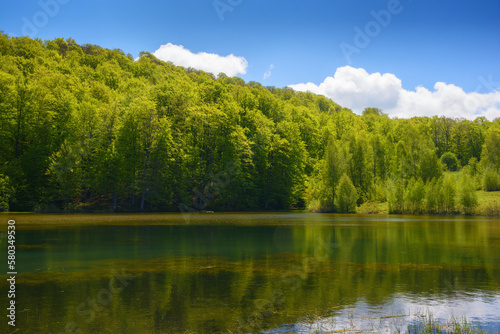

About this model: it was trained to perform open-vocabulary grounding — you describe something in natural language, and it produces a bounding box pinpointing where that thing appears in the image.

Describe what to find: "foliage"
[0,35,498,214]
[0,174,14,212]
[480,125,500,170]
[442,174,457,213]
[424,178,440,214]
[335,173,358,213]
[459,174,478,215]
[440,152,459,171]
[387,178,405,214]
[405,178,425,214]
[482,168,500,191]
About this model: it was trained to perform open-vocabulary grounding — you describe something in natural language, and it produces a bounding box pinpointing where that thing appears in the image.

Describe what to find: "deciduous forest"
[1,35,499,214]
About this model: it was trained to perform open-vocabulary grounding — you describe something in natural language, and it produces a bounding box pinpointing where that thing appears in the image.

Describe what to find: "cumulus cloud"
[263,64,274,80]
[289,66,500,120]
[153,43,248,77]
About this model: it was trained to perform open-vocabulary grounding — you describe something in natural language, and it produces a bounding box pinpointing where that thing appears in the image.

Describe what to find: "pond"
[1,213,499,333]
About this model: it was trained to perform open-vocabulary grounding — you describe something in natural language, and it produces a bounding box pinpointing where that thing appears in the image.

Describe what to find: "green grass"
[357,191,500,216]
[356,201,389,214]
[476,191,500,216]
[288,312,496,334]
[407,315,493,334]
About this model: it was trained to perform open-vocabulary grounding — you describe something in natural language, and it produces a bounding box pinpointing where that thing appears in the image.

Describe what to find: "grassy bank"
[357,190,500,216]
[477,191,500,216]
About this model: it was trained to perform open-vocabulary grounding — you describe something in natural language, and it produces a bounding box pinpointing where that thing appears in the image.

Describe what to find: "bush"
[482,168,500,191]
[0,174,14,212]
[480,202,500,216]
[467,157,479,176]
[335,174,358,213]
[357,201,386,214]
[442,174,456,213]
[441,152,459,171]
[373,179,387,202]
[459,174,478,215]
[424,179,438,213]
[387,178,405,214]
[405,179,425,214]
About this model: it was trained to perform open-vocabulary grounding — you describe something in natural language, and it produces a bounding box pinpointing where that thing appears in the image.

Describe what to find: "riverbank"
[3,191,500,217]
[357,190,500,216]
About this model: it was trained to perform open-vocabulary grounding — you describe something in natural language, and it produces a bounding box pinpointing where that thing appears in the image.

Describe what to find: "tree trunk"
[332,170,335,212]
[140,189,146,212]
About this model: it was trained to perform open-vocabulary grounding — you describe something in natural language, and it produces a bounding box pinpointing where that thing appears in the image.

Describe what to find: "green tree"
[424,178,438,214]
[323,138,342,211]
[481,126,500,170]
[405,178,425,214]
[348,133,373,202]
[387,178,405,214]
[0,174,14,211]
[459,174,478,215]
[0,35,497,214]
[482,168,500,191]
[48,140,79,210]
[441,152,459,171]
[335,173,358,213]
[419,147,442,182]
[129,95,172,212]
[442,174,457,213]
[371,134,388,181]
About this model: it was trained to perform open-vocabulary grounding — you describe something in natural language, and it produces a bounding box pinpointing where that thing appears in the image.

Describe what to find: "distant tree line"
[0,34,499,213]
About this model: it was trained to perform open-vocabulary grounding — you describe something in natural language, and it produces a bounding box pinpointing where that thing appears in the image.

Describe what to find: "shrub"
[335,174,358,213]
[482,168,500,191]
[387,178,405,214]
[435,177,446,213]
[373,179,387,202]
[0,174,14,212]
[405,179,425,214]
[357,201,386,214]
[480,202,500,216]
[424,179,437,214]
[441,152,459,171]
[467,157,478,176]
[442,174,456,213]
[459,174,478,215]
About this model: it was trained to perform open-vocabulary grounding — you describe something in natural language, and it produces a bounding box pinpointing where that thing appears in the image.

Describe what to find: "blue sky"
[1,0,499,119]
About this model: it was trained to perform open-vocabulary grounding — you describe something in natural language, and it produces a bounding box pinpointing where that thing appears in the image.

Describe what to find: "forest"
[0,34,499,214]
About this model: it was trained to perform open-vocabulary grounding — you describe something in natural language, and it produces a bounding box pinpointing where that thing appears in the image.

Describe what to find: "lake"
[1,213,499,333]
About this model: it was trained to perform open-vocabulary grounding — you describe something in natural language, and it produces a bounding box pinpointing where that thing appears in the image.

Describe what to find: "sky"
[1,0,499,119]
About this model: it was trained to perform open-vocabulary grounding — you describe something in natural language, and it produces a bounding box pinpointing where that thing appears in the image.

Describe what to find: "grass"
[476,191,500,216]
[301,312,496,334]
[407,314,493,334]
[356,201,389,214]
[356,191,500,216]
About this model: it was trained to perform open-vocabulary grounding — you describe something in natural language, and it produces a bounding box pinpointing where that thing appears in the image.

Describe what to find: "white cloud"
[152,43,248,77]
[289,66,500,120]
[263,64,274,80]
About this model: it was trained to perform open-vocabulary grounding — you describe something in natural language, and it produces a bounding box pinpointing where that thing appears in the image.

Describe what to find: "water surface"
[1,213,499,333]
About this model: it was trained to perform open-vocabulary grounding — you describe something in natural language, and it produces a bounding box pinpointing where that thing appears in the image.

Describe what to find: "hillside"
[0,34,499,214]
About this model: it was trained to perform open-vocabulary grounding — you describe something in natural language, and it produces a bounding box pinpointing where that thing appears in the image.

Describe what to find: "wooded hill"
[0,34,499,213]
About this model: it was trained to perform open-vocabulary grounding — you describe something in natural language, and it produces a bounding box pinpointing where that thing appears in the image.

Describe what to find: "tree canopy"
[0,34,499,213]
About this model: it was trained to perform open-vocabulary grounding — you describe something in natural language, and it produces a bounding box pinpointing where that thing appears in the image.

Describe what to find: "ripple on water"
[269,292,500,333]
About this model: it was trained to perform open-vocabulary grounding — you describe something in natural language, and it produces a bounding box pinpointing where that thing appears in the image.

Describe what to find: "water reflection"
[280,294,500,333]
[0,213,499,333]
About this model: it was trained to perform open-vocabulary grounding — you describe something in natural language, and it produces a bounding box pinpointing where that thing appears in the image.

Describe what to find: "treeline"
[0,34,499,213]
